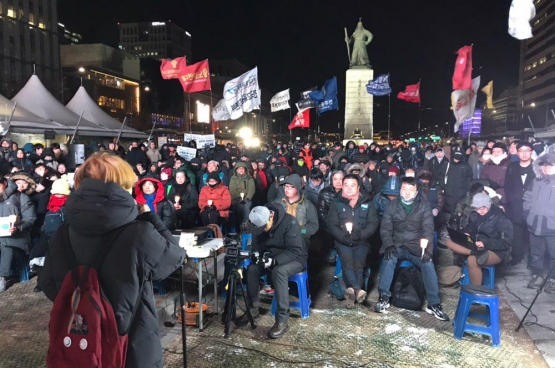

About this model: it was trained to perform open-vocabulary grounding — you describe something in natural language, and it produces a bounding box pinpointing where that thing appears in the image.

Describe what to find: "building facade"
[0,0,61,99]
[482,88,519,135]
[118,21,192,61]
[519,0,555,129]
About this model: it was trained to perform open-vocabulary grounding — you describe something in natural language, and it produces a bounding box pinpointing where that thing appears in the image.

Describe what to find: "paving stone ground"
[0,255,549,368]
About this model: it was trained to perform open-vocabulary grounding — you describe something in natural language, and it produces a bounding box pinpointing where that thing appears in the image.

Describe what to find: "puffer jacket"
[273,174,318,238]
[504,161,535,224]
[198,182,232,218]
[380,195,434,256]
[480,155,511,203]
[317,186,340,225]
[444,159,473,214]
[327,190,379,247]
[39,178,185,368]
[299,147,313,170]
[134,178,176,230]
[0,179,37,252]
[346,163,372,195]
[524,153,555,236]
[228,161,256,201]
[463,205,513,260]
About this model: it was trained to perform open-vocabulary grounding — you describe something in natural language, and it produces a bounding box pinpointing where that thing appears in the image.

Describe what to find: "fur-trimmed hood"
[345,163,367,178]
[11,171,36,195]
[534,152,555,180]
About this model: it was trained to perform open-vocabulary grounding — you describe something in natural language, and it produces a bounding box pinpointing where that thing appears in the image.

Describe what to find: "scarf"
[490,153,507,165]
[47,195,68,213]
[144,193,157,212]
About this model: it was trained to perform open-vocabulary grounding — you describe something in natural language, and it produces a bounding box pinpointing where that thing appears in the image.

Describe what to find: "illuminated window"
[539,57,547,64]
[7,7,14,18]
[29,13,34,25]
[532,61,538,68]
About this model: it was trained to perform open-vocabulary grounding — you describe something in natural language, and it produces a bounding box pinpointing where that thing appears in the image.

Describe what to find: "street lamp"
[144,86,150,92]
[531,102,536,107]
[78,67,85,73]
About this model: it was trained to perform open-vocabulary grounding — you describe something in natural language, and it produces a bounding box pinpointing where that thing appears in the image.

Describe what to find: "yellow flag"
[450,93,454,110]
[481,80,494,109]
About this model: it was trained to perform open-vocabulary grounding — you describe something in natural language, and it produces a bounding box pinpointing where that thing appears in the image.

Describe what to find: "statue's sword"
[344,28,351,64]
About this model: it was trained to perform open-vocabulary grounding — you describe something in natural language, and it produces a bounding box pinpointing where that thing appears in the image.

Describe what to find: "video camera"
[224,233,270,265]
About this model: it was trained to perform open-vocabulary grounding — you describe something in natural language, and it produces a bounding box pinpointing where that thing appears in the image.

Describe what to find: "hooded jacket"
[228,161,256,201]
[39,178,185,368]
[327,190,379,247]
[273,174,318,238]
[250,203,307,266]
[428,155,448,187]
[198,181,232,218]
[299,147,313,170]
[0,179,36,251]
[303,178,327,207]
[134,178,176,230]
[373,176,400,219]
[462,205,513,260]
[166,173,199,213]
[524,153,555,236]
[380,194,434,256]
[346,163,372,195]
[11,171,37,196]
[146,147,162,164]
[126,146,148,167]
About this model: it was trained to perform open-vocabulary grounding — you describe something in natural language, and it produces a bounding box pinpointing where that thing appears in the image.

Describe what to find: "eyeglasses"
[283,184,295,190]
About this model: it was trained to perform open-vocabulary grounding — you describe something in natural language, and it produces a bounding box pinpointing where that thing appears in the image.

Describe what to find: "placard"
[0,215,16,237]
[176,146,197,161]
[184,134,216,148]
[157,136,168,147]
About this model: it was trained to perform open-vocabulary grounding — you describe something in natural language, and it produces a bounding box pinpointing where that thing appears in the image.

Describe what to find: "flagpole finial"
[80,77,83,86]
[359,17,362,22]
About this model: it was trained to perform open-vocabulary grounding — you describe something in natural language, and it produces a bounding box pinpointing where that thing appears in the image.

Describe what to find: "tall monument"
[344,18,374,141]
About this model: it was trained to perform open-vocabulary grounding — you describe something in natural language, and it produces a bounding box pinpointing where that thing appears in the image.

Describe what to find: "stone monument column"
[344,19,374,141]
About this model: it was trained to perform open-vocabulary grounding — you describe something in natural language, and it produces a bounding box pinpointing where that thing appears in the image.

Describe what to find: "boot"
[267,321,289,339]
[344,287,355,309]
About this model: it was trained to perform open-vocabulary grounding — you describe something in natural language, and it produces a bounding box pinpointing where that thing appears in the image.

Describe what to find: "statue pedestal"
[344,67,373,143]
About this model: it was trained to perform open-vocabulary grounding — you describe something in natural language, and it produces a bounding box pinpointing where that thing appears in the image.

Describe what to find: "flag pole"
[289,108,292,143]
[418,79,421,131]
[188,93,192,134]
[388,94,391,143]
[209,88,214,134]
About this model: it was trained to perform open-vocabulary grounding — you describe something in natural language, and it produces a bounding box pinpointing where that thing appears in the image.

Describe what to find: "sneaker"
[344,287,355,309]
[267,322,289,339]
[425,304,450,321]
[260,285,274,296]
[544,279,555,294]
[374,295,390,313]
[527,275,545,289]
[0,277,5,293]
[355,289,367,304]
[234,307,261,327]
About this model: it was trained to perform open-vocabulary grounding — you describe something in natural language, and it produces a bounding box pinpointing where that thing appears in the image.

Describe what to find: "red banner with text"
[160,57,186,80]
[178,59,211,93]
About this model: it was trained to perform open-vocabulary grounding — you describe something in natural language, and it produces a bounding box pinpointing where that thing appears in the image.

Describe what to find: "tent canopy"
[12,75,116,137]
[66,86,146,139]
[0,94,65,134]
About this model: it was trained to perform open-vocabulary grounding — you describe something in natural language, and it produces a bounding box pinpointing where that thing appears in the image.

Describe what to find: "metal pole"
[418,101,421,131]
[147,120,158,142]
[344,28,351,65]
[388,94,391,142]
[115,116,127,146]
[188,94,192,133]
[4,102,17,135]
[528,116,537,135]
[69,111,84,144]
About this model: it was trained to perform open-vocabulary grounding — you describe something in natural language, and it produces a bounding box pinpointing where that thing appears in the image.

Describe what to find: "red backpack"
[47,223,137,368]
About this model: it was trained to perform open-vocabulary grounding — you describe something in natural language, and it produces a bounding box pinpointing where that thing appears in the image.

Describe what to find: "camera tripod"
[222,260,256,338]
[516,262,555,332]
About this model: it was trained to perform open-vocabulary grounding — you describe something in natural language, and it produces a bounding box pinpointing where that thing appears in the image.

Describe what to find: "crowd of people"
[1,135,554,353]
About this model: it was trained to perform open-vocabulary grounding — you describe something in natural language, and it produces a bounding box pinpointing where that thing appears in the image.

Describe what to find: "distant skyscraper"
[519,0,555,129]
[0,0,61,98]
[118,21,192,61]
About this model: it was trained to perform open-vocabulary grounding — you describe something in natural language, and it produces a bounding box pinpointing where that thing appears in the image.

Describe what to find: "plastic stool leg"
[490,298,500,347]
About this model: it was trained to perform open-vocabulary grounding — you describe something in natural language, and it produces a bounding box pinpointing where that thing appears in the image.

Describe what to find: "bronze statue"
[345,18,373,67]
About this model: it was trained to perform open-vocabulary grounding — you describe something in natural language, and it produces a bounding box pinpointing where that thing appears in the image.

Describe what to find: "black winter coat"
[327,191,379,247]
[39,179,185,368]
[126,147,148,167]
[463,205,513,260]
[317,186,340,224]
[428,157,449,188]
[380,195,434,256]
[444,160,472,214]
[251,203,307,266]
[504,161,535,224]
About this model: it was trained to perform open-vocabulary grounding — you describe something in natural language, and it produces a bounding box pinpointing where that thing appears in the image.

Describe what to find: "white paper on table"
[179,232,195,249]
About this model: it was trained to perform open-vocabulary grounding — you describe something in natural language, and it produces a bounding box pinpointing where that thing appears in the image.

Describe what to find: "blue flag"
[366,73,392,96]
[308,77,338,102]
[317,97,338,114]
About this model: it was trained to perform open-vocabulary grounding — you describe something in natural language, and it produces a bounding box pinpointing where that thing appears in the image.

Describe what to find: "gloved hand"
[263,257,274,269]
[384,246,397,260]
[432,208,439,217]
[249,252,259,263]
[342,234,355,246]
[421,252,433,263]
[351,229,362,242]
[240,200,247,204]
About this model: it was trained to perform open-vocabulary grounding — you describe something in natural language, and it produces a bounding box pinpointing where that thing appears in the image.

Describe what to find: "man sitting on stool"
[235,204,306,339]
[374,177,449,321]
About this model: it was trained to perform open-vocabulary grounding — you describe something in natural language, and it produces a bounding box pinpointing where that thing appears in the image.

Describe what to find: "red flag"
[288,109,310,130]
[397,82,420,103]
[452,45,473,90]
[160,57,186,79]
[178,59,211,93]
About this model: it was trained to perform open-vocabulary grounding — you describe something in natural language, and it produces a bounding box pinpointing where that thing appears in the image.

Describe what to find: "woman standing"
[327,174,379,308]
[39,152,185,368]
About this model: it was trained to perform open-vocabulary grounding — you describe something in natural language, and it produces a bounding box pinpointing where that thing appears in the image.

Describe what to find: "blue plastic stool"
[460,261,495,289]
[453,285,500,347]
[334,256,342,277]
[153,280,167,296]
[398,260,414,268]
[271,270,311,319]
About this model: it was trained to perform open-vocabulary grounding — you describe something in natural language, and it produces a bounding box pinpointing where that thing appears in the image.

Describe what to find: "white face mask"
[405,173,415,178]
[482,155,491,161]
[160,173,169,181]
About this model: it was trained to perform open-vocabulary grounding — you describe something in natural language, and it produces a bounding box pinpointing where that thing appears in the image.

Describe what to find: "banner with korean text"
[160,57,186,79]
[270,89,290,112]
[223,67,261,120]
[453,76,481,132]
[178,59,211,93]
[212,99,231,121]
[184,133,216,148]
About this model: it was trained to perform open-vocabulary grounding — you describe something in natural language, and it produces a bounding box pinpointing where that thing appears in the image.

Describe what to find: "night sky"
[59,0,520,136]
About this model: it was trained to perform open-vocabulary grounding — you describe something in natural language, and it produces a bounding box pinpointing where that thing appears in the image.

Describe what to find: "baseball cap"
[247,206,271,235]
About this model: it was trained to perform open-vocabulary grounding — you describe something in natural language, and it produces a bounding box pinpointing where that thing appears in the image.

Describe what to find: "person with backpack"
[29,178,70,292]
[39,151,186,368]
[327,174,379,308]
[375,177,449,321]
[0,175,37,293]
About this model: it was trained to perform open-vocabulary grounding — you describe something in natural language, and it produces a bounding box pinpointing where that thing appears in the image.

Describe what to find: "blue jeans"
[336,243,368,290]
[378,247,441,305]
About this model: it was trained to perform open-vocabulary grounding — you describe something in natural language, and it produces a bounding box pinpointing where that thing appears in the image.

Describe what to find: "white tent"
[66,86,146,139]
[0,94,65,134]
[12,75,116,137]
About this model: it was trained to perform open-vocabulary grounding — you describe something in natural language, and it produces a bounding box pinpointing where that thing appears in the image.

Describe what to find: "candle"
[420,239,429,257]
[303,176,307,183]
[240,192,245,200]
[345,222,353,234]
[174,196,180,204]
[208,200,213,206]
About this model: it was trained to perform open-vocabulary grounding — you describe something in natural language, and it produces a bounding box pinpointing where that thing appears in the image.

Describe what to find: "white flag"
[270,89,290,112]
[508,0,535,40]
[453,76,481,133]
[223,67,261,120]
[212,99,230,121]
